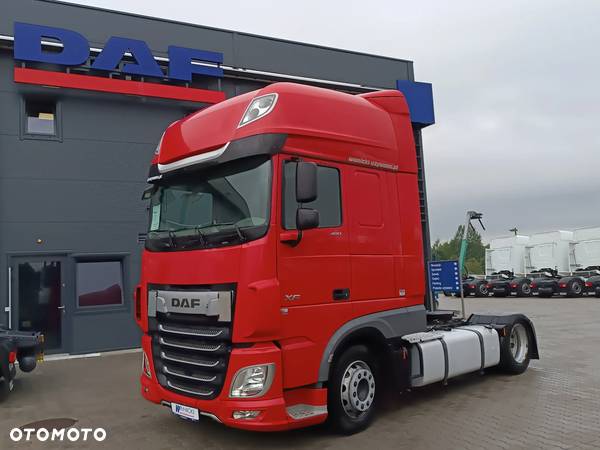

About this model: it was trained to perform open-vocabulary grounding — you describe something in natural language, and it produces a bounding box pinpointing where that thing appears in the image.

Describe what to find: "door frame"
[8,252,73,354]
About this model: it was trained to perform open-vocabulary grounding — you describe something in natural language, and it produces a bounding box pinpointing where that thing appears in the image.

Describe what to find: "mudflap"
[467,313,539,359]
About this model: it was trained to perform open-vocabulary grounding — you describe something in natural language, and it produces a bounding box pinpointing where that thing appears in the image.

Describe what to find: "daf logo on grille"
[148,289,233,322]
[171,298,202,308]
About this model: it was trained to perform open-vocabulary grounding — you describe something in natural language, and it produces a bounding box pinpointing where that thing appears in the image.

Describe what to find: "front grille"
[150,313,232,400]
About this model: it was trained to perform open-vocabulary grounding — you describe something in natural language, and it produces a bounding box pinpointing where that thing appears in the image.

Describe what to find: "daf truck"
[135,83,539,433]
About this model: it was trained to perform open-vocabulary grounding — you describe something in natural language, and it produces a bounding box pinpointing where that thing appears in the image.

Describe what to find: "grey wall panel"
[233,34,412,88]
[71,312,140,354]
[0,136,154,182]
[0,56,16,92]
[0,92,21,136]
[0,221,146,254]
[59,94,187,144]
[0,178,147,223]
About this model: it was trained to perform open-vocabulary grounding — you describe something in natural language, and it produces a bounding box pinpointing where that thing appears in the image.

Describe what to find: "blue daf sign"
[13,22,224,81]
[428,260,461,294]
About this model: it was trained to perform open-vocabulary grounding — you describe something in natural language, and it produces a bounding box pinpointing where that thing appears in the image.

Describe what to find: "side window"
[21,98,62,141]
[283,161,342,229]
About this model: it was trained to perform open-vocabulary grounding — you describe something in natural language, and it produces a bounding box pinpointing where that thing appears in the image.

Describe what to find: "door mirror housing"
[141,185,156,200]
[296,208,319,231]
[296,162,317,203]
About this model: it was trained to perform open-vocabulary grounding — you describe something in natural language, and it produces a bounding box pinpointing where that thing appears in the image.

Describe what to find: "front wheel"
[327,345,379,435]
[499,321,531,374]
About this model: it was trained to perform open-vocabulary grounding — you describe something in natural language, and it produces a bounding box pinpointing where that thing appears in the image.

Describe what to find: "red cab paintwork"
[137,82,424,431]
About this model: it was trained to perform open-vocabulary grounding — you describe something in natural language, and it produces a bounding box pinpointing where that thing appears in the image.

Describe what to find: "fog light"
[230,364,274,398]
[232,410,261,420]
[142,351,152,379]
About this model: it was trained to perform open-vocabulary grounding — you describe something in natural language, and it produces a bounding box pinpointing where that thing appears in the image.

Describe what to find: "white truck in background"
[485,235,533,297]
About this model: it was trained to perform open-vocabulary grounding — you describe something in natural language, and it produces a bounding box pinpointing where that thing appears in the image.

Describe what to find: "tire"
[498,321,531,374]
[475,282,489,298]
[567,279,584,298]
[327,345,379,435]
[516,281,532,297]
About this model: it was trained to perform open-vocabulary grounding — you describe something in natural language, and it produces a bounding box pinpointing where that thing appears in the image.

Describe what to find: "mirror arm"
[286,230,303,247]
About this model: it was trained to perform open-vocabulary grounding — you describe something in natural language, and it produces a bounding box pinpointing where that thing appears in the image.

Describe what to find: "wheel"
[567,279,584,298]
[475,282,489,297]
[327,345,379,434]
[516,281,532,297]
[499,321,531,374]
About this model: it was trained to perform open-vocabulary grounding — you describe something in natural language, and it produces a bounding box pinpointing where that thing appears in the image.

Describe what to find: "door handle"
[332,288,350,301]
[57,306,66,312]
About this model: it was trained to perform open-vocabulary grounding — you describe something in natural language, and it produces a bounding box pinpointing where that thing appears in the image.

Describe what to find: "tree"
[431,225,488,274]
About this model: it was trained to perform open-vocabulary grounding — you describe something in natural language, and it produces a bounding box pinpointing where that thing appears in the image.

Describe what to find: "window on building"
[25,100,57,135]
[283,161,342,229]
[76,261,124,308]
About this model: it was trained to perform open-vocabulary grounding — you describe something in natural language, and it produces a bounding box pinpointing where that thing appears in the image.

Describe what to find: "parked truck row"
[459,228,600,298]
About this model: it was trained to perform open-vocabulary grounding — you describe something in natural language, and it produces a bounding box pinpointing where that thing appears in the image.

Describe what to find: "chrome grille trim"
[163,366,217,383]
[159,337,222,352]
[167,380,214,397]
[160,351,220,368]
[159,324,224,338]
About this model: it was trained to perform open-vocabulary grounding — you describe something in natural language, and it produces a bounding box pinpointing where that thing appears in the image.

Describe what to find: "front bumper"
[140,335,327,431]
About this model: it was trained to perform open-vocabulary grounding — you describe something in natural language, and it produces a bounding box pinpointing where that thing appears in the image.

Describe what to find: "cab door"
[276,157,351,388]
[277,158,350,308]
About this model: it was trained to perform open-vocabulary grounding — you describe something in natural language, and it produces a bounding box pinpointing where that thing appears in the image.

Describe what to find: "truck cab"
[136,82,538,433]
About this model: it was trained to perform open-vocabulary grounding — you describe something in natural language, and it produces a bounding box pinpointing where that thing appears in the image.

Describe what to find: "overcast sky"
[65,0,600,241]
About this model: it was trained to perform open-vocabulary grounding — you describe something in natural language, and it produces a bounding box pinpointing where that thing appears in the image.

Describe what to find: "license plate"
[171,403,199,421]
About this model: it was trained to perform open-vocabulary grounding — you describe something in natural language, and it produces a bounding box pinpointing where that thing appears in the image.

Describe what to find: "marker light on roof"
[154,132,165,155]
[238,93,278,128]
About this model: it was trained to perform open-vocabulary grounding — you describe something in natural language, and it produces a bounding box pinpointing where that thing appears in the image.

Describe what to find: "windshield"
[145,156,272,251]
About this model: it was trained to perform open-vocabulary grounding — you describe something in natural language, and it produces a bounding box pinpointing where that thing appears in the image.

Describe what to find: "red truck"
[135,82,539,434]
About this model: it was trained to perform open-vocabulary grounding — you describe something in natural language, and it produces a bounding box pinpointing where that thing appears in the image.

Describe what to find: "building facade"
[0,0,434,354]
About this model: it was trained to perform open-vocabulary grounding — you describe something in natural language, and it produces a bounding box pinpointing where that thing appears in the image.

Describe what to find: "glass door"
[11,256,68,353]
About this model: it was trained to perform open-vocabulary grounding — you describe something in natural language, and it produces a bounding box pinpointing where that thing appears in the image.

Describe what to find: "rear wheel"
[499,321,531,374]
[567,279,584,298]
[475,282,489,297]
[516,281,532,297]
[327,345,379,435]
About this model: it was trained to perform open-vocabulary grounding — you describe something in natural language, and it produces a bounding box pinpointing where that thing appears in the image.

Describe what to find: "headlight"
[238,93,278,128]
[230,364,275,398]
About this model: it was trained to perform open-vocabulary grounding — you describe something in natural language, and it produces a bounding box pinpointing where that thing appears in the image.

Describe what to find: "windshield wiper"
[168,230,177,249]
[194,226,207,246]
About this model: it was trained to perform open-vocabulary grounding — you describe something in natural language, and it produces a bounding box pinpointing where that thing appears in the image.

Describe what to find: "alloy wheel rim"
[510,323,529,363]
[340,360,375,418]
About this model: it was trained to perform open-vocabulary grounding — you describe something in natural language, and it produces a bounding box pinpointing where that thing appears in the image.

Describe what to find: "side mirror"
[296,162,317,203]
[297,208,319,231]
[142,185,156,200]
